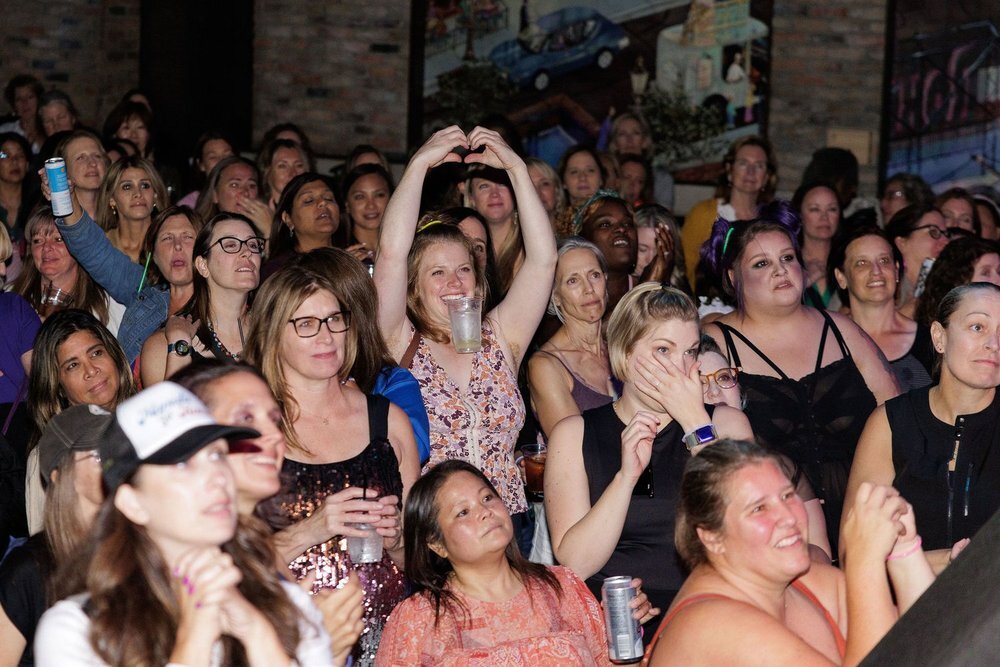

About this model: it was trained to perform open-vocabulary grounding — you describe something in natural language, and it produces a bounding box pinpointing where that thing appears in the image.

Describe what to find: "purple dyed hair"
[699,200,803,309]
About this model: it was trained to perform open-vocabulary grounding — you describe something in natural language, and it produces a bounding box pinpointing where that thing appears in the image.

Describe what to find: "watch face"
[174,340,191,356]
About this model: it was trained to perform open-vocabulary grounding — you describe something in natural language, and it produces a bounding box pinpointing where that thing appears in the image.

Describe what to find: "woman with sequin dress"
[246,259,420,667]
[139,212,262,385]
[375,126,556,528]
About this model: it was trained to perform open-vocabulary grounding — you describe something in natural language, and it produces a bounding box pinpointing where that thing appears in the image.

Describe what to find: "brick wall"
[769,0,889,197]
[0,1,140,130]
[252,0,411,157]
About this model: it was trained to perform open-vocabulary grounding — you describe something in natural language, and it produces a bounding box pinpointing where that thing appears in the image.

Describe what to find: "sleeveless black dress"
[580,402,715,641]
[716,312,876,553]
[886,386,1000,550]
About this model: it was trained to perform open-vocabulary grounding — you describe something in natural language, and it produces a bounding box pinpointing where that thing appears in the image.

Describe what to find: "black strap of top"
[715,312,849,380]
[366,394,390,442]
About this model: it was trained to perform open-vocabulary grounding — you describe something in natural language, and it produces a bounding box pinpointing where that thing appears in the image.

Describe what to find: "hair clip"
[722,226,735,256]
[571,188,627,234]
[416,219,443,234]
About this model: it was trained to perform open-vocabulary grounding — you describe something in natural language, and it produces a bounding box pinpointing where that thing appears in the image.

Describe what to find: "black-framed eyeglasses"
[945,227,976,240]
[288,311,352,337]
[700,367,741,389]
[913,225,946,240]
[208,236,265,255]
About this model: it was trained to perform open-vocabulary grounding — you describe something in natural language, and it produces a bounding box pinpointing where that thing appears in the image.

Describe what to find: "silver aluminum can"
[602,575,642,663]
[44,158,73,217]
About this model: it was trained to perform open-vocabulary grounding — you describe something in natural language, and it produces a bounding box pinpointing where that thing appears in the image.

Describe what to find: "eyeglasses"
[700,367,741,389]
[882,189,907,201]
[913,225,946,240]
[288,311,351,337]
[209,236,265,255]
[945,227,975,240]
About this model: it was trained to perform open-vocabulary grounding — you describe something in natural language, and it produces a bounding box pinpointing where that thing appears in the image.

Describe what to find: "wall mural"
[417,0,774,184]
[886,2,1000,194]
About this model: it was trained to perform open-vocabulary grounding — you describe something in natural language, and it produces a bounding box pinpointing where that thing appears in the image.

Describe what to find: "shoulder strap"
[642,593,734,666]
[715,322,788,378]
[399,329,420,370]
[712,322,743,367]
[820,309,852,359]
[366,394,390,442]
[791,579,847,660]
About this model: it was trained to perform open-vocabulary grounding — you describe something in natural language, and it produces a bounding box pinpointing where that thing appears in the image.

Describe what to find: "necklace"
[297,378,351,426]
[206,317,245,361]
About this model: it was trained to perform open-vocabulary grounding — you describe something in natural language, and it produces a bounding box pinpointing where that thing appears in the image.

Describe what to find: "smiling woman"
[375,126,556,539]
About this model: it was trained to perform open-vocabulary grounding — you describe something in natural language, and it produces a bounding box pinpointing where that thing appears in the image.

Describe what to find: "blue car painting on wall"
[489,6,631,91]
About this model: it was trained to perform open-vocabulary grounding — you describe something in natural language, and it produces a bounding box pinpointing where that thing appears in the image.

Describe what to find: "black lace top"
[716,311,876,553]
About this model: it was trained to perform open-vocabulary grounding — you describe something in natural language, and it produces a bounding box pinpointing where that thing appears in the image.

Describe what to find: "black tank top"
[715,311,876,553]
[580,401,715,630]
[886,386,1000,550]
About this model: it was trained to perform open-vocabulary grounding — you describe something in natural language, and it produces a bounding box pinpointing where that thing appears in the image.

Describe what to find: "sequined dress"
[259,395,407,667]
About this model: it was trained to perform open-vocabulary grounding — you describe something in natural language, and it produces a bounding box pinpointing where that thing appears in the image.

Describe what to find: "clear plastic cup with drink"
[345,522,383,564]
[522,443,547,496]
[447,296,483,353]
[40,284,74,318]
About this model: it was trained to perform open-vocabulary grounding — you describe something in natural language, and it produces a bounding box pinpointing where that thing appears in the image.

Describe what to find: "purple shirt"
[0,293,40,404]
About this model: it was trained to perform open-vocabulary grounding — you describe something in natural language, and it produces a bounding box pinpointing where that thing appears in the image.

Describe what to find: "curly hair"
[914,236,1000,327]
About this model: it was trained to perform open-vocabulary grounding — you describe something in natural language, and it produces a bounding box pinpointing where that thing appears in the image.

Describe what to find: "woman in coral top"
[376,460,655,666]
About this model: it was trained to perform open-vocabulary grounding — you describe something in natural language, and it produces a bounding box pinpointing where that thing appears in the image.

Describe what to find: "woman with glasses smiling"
[139,212,263,385]
[245,258,419,667]
[885,204,951,318]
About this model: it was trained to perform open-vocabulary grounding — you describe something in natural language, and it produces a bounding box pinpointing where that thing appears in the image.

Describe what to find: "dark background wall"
[0,0,888,198]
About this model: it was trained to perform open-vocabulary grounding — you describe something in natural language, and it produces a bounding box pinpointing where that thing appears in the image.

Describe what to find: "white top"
[34,581,334,666]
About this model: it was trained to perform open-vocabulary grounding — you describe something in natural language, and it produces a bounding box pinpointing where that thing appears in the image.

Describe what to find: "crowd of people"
[0,71,998,666]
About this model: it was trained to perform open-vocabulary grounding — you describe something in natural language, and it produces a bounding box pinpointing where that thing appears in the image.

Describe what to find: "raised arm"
[42,172,144,305]
[56,209,144,305]
[469,127,557,358]
[374,126,468,358]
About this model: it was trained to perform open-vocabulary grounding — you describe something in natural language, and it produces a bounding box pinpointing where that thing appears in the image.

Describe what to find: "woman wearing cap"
[172,359,366,667]
[0,404,107,666]
[34,382,334,666]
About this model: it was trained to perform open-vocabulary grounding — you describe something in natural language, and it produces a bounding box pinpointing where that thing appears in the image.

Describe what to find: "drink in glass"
[447,296,483,353]
[522,443,546,496]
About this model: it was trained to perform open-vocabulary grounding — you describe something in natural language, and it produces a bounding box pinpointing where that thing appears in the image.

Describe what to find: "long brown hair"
[244,258,358,452]
[294,248,394,392]
[13,207,112,324]
[59,501,302,666]
[27,310,135,440]
[137,205,204,287]
[95,155,168,232]
[403,459,560,624]
[44,450,101,601]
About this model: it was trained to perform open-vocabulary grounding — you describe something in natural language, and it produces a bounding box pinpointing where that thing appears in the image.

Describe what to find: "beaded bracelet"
[886,535,922,561]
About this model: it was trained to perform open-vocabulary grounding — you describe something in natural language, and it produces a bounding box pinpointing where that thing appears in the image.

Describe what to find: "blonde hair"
[606,283,699,380]
[0,223,11,263]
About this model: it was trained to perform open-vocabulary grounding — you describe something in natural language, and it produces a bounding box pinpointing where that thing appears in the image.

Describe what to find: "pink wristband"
[886,535,922,561]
